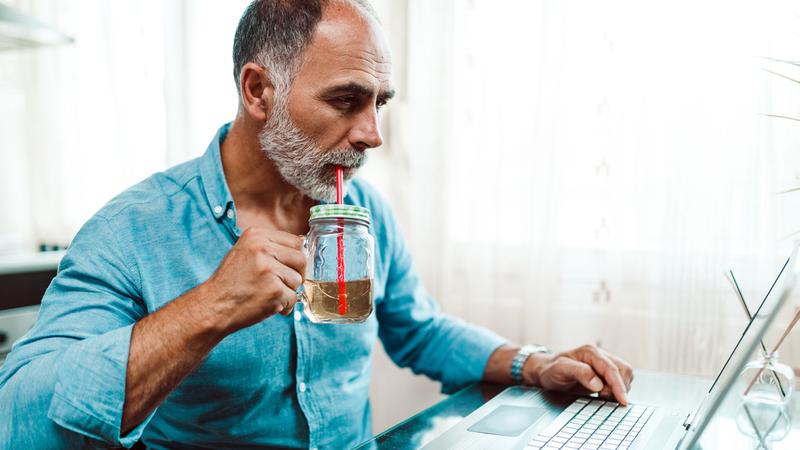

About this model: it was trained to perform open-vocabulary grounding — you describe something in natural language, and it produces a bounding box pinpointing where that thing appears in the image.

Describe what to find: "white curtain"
[388,0,800,377]
[0,0,249,249]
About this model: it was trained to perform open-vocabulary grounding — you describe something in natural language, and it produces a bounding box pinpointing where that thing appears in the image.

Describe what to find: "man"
[0,1,633,449]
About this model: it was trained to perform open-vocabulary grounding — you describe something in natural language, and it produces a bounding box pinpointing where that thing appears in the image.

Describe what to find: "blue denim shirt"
[0,124,506,450]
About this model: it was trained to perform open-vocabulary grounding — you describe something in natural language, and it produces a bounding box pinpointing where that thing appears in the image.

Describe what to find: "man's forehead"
[297,2,393,92]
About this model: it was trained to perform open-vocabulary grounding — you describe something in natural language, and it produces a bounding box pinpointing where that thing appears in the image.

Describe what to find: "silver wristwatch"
[511,344,551,384]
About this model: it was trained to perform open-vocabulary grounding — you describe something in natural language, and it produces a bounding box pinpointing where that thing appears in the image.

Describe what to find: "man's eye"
[376,99,387,110]
[335,96,357,108]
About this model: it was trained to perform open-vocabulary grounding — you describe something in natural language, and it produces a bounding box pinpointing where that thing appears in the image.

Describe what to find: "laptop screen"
[678,243,800,449]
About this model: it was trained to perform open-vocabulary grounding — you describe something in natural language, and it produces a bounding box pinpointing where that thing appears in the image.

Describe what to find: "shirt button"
[294,310,302,321]
[298,382,307,393]
[213,205,223,215]
[226,209,234,219]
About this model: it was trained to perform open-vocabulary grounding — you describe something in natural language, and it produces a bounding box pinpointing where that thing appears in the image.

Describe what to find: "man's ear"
[239,62,276,122]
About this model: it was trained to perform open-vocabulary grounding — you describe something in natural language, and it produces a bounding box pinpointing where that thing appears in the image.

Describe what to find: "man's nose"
[349,107,383,151]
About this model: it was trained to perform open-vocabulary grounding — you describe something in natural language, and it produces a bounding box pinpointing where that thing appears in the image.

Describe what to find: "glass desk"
[355,370,800,449]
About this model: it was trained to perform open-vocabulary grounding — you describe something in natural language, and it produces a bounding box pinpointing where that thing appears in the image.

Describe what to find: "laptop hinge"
[682,409,696,430]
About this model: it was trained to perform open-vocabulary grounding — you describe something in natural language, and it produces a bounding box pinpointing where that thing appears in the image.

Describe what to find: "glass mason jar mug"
[300,204,374,323]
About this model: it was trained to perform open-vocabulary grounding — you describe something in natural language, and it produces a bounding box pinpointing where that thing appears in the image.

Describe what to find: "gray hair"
[232,0,378,97]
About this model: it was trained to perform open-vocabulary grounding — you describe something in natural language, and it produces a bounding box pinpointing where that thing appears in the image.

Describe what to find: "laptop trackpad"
[467,405,547,437]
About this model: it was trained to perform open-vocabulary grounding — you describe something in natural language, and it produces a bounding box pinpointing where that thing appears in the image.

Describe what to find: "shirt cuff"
[441,321,508,394]
[47,324,154,448]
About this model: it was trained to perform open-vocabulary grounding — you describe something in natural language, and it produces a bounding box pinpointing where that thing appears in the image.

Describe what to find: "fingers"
[242,227,306,276]
[539,356,603,394]
[247,229,305,316]
[274,285,297,316]
[269,259,303,291]
[607,354,634,392]
[277,292,297,316]
[574,345,629,405]
[268,258,301,316]
[279,297,297,316]
[270,231,305,251]
[245,227,305,250]
[264,242,307,275]
[568,359,606,393]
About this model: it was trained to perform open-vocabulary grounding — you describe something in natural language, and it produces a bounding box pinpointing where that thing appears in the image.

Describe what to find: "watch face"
[522,345,549,355]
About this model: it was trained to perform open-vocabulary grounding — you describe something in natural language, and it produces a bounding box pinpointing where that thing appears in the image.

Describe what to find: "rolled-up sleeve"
[0,214,152,448]
[374,204,507,394]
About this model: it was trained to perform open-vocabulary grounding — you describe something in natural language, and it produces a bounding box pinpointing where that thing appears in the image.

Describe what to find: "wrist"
[510,345,552,385]
[186,280,233,339]
[522,352,553,387]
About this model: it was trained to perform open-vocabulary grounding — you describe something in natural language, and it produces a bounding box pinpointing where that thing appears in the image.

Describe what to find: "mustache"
[320,148,367,168]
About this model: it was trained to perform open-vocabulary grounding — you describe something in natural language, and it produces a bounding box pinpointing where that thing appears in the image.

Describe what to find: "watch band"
[511,344,551,384]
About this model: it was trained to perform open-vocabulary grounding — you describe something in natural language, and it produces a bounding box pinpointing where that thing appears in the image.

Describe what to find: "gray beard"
[259,105,367,203]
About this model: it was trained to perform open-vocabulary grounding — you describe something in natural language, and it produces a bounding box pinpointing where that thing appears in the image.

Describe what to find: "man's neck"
[220,116,315,234]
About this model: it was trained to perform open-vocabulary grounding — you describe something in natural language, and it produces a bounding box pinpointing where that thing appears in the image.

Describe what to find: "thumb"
[571,361,604,393]
[541,358,605,393]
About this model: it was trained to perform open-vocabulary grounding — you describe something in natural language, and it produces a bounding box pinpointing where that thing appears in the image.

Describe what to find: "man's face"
[260,3,395,202]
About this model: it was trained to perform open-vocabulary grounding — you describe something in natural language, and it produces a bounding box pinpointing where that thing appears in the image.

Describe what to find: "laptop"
[423,244,800,450]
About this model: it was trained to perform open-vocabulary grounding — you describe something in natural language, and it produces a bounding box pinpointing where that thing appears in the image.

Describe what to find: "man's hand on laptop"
[527,344,633,405]
[485,344,633,406]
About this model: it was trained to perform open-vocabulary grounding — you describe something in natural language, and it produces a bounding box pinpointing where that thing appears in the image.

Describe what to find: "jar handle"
[296,235,309,301]
[300,235,308,254]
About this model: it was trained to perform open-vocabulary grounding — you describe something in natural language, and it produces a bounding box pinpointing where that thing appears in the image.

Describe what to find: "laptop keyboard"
[526,398,655,450]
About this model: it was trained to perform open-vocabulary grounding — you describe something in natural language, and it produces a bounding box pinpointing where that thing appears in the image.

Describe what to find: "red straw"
[335,166,347,315]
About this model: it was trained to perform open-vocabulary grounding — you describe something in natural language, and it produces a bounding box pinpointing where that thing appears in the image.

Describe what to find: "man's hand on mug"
[202,227,306,333]
[524,344,634,405]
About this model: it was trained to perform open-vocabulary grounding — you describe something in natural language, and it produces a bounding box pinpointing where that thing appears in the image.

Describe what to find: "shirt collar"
[199,123,235,220]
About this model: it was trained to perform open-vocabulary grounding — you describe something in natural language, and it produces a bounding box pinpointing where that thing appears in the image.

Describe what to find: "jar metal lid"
[309,204,371,224]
